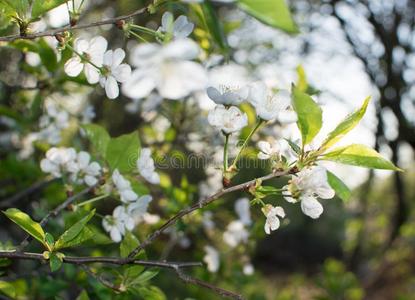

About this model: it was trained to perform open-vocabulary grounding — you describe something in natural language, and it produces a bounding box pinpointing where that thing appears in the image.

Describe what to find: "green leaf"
[321,97,371,150]
[284,138,301,154]
[1,0,29,16]
[76,290,90,300]
[291,85,322,146]
[296,65,308,92]
[3,208,46,246]
[57,226,94,249]
[0,281,15,298]
[81,124,110,158]
[120,232,140,258]
[31,0,68,19]
[37,38,58,72]
[54,209,95,250]
[199,2,229,54]
[129,270,159,287]
[322,144,402,171]
[45,232,55,250]
[49,252,63,272]
[137,286,166,300]
[237,0,298,34]
[327,171,351,202]
[106,131,140,173]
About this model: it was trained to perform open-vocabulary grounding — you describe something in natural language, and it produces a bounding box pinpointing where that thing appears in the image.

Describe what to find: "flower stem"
[230,119,265,170]
[75,193,110,208]
[130,24,157,36]
[129,30,149,43]
[223,133,230,171]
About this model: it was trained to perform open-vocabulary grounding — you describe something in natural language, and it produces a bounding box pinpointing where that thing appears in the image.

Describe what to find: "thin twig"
[0,7,147,42]
[174,267,244,300]
[17,186,94,251]
[0,251,201,269]
[128,168,295,258]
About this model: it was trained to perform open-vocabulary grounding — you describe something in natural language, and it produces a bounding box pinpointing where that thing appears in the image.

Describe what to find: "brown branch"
[0,7,147,42]
[17,186,94,251]
[0,251,201,269]
[128,168,295,258]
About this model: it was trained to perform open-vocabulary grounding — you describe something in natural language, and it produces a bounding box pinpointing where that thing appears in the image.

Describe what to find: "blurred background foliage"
[0,0,415,299]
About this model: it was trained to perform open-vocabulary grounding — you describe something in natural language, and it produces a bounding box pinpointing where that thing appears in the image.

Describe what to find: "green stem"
[230,119,265,170]
[223,133,230,171]
[75,193,110,208]
[130,24,157,36]
[129,31,149,43]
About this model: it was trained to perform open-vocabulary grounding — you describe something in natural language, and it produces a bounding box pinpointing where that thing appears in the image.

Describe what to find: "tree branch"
[128,168,296,258]
[17,186,95,251]
[0,7,147,42]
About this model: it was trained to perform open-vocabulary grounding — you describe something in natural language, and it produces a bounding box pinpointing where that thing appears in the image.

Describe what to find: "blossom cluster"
[40,147,101,186]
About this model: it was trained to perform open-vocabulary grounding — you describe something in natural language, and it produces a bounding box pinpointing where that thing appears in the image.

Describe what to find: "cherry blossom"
[235,198,251,226]
[249,82,291,121]
[203,246,220,273]
[112,169,138,203]
[223,220,249,248]
[64,36,108,84]
[137,148,160,184]
[158,12,194,39]
[122,39,208,100]
[262,204,285,234]
[99,49,131,99]
[206,85,248,106]
[284,166,335,219]
[207,105,248,134]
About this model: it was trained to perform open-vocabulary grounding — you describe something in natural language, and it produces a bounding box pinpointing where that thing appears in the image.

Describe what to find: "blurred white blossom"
[207,105,248,134]
[137,148,160,184]
[223,220,249,248]
[203,246,220,273]
[235,198,251,226]
[158,12,194,39]
[123,39,208,100]
[112,169,138,203]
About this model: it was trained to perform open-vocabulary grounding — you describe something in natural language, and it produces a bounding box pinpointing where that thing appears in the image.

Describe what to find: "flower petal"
[122,68,157,99]
[64,57,83,77]
[105,76,119,99]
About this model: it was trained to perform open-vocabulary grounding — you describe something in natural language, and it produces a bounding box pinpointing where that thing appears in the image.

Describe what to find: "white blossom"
[223,220,249,248]
[64,36,108,84]
[235,198,251,226]
[112,169,138,203]
[206,85,248,106]
[127,195,153,223]
[257,140,280,160]
[203,246,220,273]
[262,204,285,234]
[40,147,76,177]
[137,148,160,184]
[123,39,208,100]
[100,49,131,99]
[102,206,133,243]
[284,166,335,219]
[249,82,291,121]
[158,12,194,39]
[243,263,254,275]
[207,105,248,134]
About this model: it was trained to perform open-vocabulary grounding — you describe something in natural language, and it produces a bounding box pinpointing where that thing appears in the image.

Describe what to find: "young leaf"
[81,124,110,158]
[200,2,229,54]
[327,171,351,202]
[129,270,159,287]
[45,232,55,250]
[237,0,299,34]
[54,210,95,250]
[291,85,322,146]
[3,208,46,246]
[106,131,141,173]
[76,290,90,300]
[322,144,402,171]
[284,138,301,154]
[320,97,370,150]
[49,252,63,272]
[0,281,15,298]
[56,227,94,250]
[296,65,308,92]
[31,0,68,19]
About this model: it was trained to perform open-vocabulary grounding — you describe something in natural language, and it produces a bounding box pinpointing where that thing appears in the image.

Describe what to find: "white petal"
[84,175,98,186]
[112,48,125,67]
[161,11,174,32]
[77,151,90,169]
[301,196,324,219]
[206,87,222,102]
[88,36,108,59]
[122,68,156,99]
[64,57,83,77]
[121,189,138,202]
[258,141,272,155]
[162,38,200,60]
[104,76,119,99]
[112,64,131,83]
[84,64,100,84]
[158,61,207,100]
[103,50,113,66]
[130,43,161,67]
[258,152,271,160]
[110,228,122,242]
[74,39,89,53]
